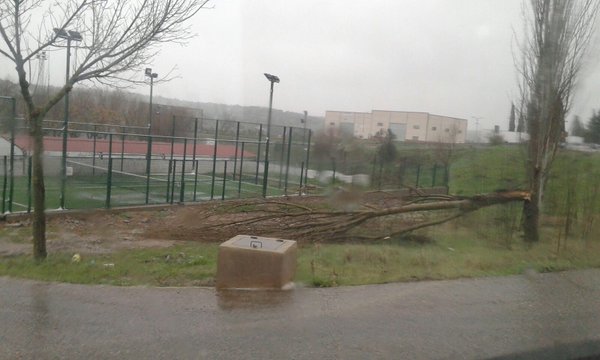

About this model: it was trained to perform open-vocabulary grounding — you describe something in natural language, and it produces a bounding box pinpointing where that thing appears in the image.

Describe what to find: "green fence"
[1,109,314,212]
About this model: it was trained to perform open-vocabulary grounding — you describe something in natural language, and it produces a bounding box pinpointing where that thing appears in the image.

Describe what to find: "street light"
[144,68,158,204]
[53,28,82,210]
[145,68,158,133]
[262,73,279,197]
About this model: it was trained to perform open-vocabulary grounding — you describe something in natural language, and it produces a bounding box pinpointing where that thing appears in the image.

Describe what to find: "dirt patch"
[0,192,420,257]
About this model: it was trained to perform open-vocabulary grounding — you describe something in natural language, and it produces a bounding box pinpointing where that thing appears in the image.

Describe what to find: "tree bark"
[522,194,540,243]
[206,191,531,241]
[30,113,47,259]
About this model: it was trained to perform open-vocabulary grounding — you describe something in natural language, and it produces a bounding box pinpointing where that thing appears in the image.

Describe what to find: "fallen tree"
[198,190,531,242]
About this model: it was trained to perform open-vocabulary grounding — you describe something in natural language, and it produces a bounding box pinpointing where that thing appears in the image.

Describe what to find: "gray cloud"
[2,0,600,131]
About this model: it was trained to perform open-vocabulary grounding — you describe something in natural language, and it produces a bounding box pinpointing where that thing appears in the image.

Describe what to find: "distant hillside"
[0,78,324,133]
[154,96,324,131]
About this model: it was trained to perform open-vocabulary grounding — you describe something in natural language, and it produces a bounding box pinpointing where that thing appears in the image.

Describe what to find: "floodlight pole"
[145,68,158,204]
[56,29,82,210]
[262,73,279,197]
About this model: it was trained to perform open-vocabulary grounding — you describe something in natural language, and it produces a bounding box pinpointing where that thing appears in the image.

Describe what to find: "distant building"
[324,110,468,143]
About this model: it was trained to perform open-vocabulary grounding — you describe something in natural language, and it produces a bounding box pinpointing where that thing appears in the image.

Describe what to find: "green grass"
[0,244,219,287]
[4,173,289,211]
[298,226,600,287]
[3,220,600,287]
[4,144,600,287]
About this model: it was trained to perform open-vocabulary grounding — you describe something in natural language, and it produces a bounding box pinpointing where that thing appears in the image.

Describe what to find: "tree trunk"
[30,113,47,260]
[523,162,543,243]
[522,195,540,243]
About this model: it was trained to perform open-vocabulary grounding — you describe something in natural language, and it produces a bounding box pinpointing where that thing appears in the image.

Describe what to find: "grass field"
[2,218,600,287]
[3,144,600,287]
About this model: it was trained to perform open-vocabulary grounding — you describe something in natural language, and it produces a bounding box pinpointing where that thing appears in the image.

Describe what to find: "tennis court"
[1,108,312,212]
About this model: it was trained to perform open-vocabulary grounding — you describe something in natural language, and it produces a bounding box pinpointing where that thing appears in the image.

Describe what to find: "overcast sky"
[3,0,600,131]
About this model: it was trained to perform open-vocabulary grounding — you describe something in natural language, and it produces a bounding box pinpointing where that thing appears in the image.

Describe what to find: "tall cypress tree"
[587,111,600,144]
[509,103,516,132]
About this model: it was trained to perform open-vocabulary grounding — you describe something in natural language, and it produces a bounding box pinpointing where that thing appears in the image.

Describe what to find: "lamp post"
[144,68,158,204]
[54,28,82,210]
[262,73,280,197]
[145,68,158,134]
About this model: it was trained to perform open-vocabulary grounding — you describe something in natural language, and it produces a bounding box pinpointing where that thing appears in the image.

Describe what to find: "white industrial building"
[325,110,468,143]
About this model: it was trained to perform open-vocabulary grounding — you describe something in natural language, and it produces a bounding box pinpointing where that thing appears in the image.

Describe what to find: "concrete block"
[216,235,297,289]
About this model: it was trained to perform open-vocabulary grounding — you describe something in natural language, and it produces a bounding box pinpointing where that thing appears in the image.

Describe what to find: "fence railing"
[1,110,314,212]
[1,100,449,214]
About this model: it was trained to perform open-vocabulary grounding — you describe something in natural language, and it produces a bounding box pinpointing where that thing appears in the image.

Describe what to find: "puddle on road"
[216,288,295,311]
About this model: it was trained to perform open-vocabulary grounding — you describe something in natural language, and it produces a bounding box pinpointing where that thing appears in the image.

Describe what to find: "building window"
[412,136,419,141]
[445,128,450,132]
[413,125,420,129]
[431,126,437,131]
[330,122,335,126]
[458,130,462,134]
[377,122,383,126]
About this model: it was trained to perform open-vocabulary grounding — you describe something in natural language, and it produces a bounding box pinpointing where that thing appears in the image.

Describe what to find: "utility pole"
[54,28,82,210]
[262,73,280,197]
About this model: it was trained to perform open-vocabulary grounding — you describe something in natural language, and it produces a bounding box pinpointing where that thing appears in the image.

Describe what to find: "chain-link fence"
[1,111,314,212]
[0,96,19,214]
[2,102,454,214]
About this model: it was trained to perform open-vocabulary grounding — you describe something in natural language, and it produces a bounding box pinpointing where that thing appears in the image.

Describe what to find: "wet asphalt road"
[2,269,600,359]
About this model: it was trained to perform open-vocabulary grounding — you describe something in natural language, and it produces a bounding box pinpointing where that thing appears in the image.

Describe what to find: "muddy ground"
[0,192,415,257]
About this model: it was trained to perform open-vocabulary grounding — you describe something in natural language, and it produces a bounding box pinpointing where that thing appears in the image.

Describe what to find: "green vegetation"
[2,217,600,287]
[0,245,219,287]
[2,144,600,287]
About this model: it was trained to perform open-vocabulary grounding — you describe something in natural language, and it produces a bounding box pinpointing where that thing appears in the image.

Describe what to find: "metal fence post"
[255,124,262,184]
[27,156,32,213]
[170,160,177,204]
[8,97,16,212]
[233,121,240,180]
[192,118,199,201]
[238,142,245,198]
[120,133,125,171]
[432,164,437,187]
[92,126,97,176]
[166,117,177,203]
[284,128,293,195]
[179,138,187,203]
[222,160,228,200]
[105,134,113,209]
[415,164,421,187]
[1,156,6,214]
[299,161,305,196]
[145,136,153,204]
[210,120,219,200]
[261,138,270,198]
[304,129,312,188]
[278,127,286,188]
[166,159,172,203]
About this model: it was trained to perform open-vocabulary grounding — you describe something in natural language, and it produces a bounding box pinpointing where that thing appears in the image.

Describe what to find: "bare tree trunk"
[517,0,599,242]
[204,191,531,241]
[30,113,47,259]
[523,172,542,243]
[1,0,210,260]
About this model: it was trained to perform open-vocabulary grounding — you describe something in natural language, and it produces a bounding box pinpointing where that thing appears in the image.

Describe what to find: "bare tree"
[517,0,598,243]
[0,0,210,259]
